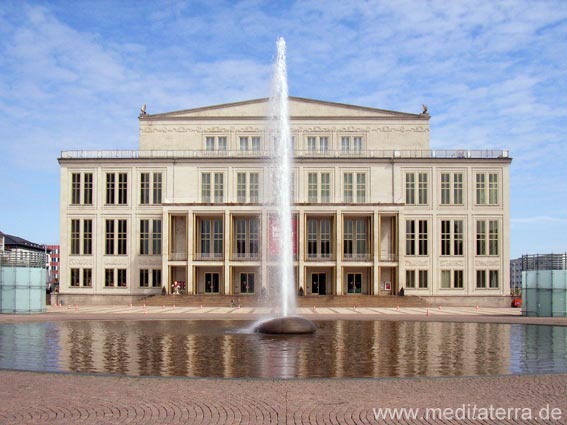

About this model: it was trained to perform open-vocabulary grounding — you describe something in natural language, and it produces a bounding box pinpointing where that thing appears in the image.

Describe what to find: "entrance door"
[205,272,220,293]
[347,273,362,294]
[240,273,255,294]
[311,273,327,295]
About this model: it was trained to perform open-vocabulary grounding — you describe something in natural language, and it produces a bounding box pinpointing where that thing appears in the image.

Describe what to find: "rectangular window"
[307,219,317,256]
[308,173,318,202]
[71,220,80,255]
[489,270,499,288]
[489,220,499,255]
[344,173,353,203]
[83,268,92,287]
[117,269,127,287]
[251,136,260,151]
[321,173,330,202]
[405,173,415,205]
[106,173,115,205]
[70,268,80,287]
[405,220,415,256]
[307,136,316,152]
[441,172,463,205]
[307,218,332,259]
[418,220,428,255]
[237,173,246,203]
[218,136,227,151]
[320,137,328,152]
[341,137,350,152]
[476,221,486,256]
[201,173,211,202]
[441,270,451,288]
[476,174,486,204]
[250,173,259,203]
[206,137,215,151]
[321,219,331,257]
[454,270,464,288]
[441,173,450,205]
[83,219,92,255]
[213,219,223,257]
[214,173,224,203]
[343,219,353,257]
[239,136,248,151]
[356,173,366,202]
[441,219,464,256]
[418,270,428,288]
[83,173,93,205]
[153,220,162,255]
[118,173,128,205]
[105,269,114,287]
[71,173,81,205]
[140,219,149,255]
[356,219,367,256]
[441,220,451,256]
[476,270,486,288]
[489,173,498,205]
[454,173,463,205]
[353,136,362,152]
[153,173,162,204]
[117,220,127,255]
[105,220,115,255]
[140,269,149,287]
[152,269,162,288]
[454,220,464,256]
[406,270,416,288]
[418,173,428,205]
[140,173,150,204]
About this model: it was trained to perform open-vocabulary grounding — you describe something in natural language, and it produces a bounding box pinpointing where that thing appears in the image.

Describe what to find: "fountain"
[255,38,315,335]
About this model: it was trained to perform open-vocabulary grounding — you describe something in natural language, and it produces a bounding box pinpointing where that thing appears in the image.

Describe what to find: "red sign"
[269,215,297,256]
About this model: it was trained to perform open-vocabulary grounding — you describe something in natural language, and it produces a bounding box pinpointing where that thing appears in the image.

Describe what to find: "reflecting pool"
[1,320,566,379]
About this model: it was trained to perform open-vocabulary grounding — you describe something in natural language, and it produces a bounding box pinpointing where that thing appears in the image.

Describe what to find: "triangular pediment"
[143,97,423,120]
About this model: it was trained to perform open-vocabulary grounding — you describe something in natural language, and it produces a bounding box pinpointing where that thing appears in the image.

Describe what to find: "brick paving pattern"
[1,371,567,424]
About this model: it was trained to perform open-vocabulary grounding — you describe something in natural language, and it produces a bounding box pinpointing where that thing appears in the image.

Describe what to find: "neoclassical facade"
[59,97,511,305]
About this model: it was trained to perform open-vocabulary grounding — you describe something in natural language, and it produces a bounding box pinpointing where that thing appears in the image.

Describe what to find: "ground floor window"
[477,269,499,289]
[347,273,362,294]
[240,273,255,293]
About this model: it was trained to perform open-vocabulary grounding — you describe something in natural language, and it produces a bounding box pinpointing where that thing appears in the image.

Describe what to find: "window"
[105,269,114,287]
[440,219,464,256]
[406,270,416,288]
[205,136,227,152]
[117,269,127,287]
[239,137,248,151]
[440,172,464,205]
[214,173,224,203]
[70,172,93,205]
[406,219,427,256]
[140,172,163,205]
[152,269,162,288]
[476,270,498,288]
[353,136,362,152]
[441,269,464,289]
[307,136,329,153]
[153,220,162,255]
[105,219,127,255]
[83,268,92,287]
[405,172,428,205]
[476,172,499,205]
[199,218,223,259]
[251,136,260,151]
[240,273,255,293]
[418,270,428,288]
[201,172,224,203]
[105,172,128,205]
[343,218,369,259]
[236,172,260,203]
[140,269,149,287]
[344,172,366,203]
[476,220,498,256]
[83,220,92,255]
[234,217,260,259]
[201,173,211,202]
[71,268,80,287]
[140,220,149,255]
[307,218,332,259]
[307,172,331,203]
[70,219,92,256]
[341,137,350,152]
[71,220,80,255]
[308,136,316,152]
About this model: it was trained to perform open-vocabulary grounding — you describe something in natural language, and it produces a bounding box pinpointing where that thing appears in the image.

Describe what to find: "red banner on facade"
[268,215,297,256]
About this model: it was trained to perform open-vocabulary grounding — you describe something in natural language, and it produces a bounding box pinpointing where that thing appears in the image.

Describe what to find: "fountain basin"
[255,316,316,334]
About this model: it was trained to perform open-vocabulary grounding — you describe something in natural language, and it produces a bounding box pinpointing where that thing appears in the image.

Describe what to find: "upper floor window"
[140,172,163,205]
[201,172,224,203]
[343,218,369,259]
[440,172,464,205]
[307,217,332,259]
[440,219,464,256]
[106,172,128,205]
[70,219,92,256]
[237,172,260,203]
[406,219,428,256]
[307,136,329,153]
[340,136,363,153]
[140,219,162,255]
[307,172,331,203]
[239,136,261,152]
[105,219,127,255]
[198,218,223,259]
[476,172,499,205]
[476,219,499,256]
[405,172,428,205]
[205,136,227,152]
[70,172,93,205]
[234,217,260,259]
[344,172,366,203]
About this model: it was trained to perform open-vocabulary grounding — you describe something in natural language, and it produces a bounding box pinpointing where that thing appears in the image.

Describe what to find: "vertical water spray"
[269,37,295,317]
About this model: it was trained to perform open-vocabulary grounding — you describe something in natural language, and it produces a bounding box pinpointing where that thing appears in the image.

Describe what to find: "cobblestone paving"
[1,371,566,424]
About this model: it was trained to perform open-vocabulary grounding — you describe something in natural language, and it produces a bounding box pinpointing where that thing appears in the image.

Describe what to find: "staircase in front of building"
[136,294,426,308]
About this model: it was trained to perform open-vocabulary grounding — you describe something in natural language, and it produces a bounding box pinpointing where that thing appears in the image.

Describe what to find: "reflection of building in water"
[54,321,514,378]
[58,98,511,306]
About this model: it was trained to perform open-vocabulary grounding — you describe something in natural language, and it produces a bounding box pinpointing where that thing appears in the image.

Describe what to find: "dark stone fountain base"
[255,316,316,334]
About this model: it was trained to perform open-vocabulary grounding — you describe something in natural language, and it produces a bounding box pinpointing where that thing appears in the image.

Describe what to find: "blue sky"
[0,0,566,258]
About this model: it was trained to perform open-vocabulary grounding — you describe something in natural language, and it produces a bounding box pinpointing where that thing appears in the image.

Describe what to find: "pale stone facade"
[58,97,511,304]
